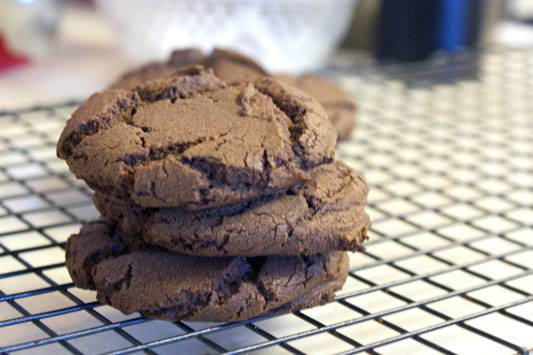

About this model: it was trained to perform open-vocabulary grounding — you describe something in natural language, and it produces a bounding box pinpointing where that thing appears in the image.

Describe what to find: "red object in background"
[0,34,28,71]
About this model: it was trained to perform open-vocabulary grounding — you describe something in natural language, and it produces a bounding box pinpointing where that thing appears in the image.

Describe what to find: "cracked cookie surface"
[65,221,349,322]
[110,48,356,141]
[276,75,356,141]
[57,66,336,210]
[94,161,370,256]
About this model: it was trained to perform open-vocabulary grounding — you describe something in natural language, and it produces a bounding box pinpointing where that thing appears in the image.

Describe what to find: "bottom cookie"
[65,221,349,322]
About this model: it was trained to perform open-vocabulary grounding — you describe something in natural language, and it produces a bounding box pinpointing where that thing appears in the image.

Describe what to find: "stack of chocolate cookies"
[58,65,370,322]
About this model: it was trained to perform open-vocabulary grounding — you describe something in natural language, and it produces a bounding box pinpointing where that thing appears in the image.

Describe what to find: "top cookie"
[110,48,268,90]
[57,66,337,210]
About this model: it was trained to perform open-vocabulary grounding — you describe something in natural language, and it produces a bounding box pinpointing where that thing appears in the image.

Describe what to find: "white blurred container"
[96,0,357,73]
[0,0,61,60]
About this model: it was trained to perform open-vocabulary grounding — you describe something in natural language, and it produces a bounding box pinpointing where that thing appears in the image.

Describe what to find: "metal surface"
[0,48,532,354]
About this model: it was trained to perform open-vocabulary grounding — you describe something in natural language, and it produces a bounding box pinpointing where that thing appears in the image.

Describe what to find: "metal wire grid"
[0,48,532,355]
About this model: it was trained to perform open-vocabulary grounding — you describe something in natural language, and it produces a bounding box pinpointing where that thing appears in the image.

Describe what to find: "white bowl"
[96,0,357,73]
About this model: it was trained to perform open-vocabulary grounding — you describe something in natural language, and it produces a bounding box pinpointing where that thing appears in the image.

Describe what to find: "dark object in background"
[376,0,483,62]
[343,0,503,62]
[440,0,482,50]
[376,0,441,62]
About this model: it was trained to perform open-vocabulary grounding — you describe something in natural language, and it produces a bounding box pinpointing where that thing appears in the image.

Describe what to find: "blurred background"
[0,0,533,108]
[1,1,532,353]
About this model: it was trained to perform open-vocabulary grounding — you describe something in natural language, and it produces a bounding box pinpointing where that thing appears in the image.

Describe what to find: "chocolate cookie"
[276,75,356,141]
[57,66,336,210]
[94,161,370,256]
[66,221,349,322]
[111,48,356,140]
[200,48,268,83]
[110,48,267,89]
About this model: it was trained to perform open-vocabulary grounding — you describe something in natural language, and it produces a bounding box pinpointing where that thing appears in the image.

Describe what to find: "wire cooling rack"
[0,48,532,355]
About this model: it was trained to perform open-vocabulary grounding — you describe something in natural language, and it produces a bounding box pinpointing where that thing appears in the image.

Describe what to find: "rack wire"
[0,47,532,354]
